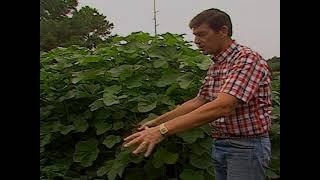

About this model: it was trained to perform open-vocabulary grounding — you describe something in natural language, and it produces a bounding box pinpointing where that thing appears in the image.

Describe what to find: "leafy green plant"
[40,32,280,180]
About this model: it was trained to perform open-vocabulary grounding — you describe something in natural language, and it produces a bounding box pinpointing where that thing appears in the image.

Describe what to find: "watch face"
[160,127,167,134]
[160,124,168,134]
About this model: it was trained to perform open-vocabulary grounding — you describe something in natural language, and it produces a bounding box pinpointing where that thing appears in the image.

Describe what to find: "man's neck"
[213,38,233,56]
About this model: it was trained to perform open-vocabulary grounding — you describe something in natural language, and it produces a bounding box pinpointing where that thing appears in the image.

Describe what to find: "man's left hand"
[123,126,165,157]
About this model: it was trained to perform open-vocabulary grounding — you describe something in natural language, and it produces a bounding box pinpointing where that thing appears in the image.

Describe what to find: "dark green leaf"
[40,134,52,147]
[198,137,212,151]
[73,117,89,133]
[266,168,279,179]
[97,160,114,177]
[196,56,212,70]
[79,55,102,64]
[103,135,121,148]
[156,71,180,87]
[159,95,175,106]
[113,121,124,130]
[177,73,195,89]
[89,99,104,111]
[103,94,120,106]
[118,95,128,99]
[107,161,125,180]
[104,85,122,95]
[190,153,213,169]
[177,128,205,143]
[129,153,144,164]
[152,147,179,168]
[95,119,112,135]
[58,90,76,102]
[153,60,169,68]
[60,125,75,135]
[73,139,99,167]
[180,169,204,180]
[190,143,209,156]
[126,78,142,89]
[112,110,127,119]
[138,101,157,113]
[103,85,122,106]
[41,158,73,177]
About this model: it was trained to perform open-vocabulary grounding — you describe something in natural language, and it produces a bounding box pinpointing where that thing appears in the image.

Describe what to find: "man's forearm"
[164,94,237,136]
[154,96,207,125]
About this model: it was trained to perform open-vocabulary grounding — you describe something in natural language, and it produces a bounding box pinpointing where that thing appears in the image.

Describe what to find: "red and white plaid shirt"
[197,40,272,139]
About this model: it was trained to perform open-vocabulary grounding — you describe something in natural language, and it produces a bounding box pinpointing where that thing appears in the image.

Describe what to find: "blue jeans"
[212,135,271,180]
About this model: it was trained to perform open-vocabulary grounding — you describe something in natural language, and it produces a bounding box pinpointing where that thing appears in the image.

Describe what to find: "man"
[123,8,272,180]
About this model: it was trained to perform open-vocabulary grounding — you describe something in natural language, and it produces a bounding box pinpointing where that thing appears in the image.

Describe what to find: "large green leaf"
[103,85,122,106]
[71,69,105,84]
[97,160,114,177]
[73,117,89,133]
[103,94,120,106]
[60,125,75,135]
[40,134,52,147]
[190,143,209,156]
[103,135,121,148]
[138,101,157,113]
[126,78,142,89]
[177,128,205,143]
[79,55,102,64]
[113,121,124,130]
[152,147,179,168]
[180,169,204,180]
[149,46,181,60]
[198,137,213,151]
[156,71,181,87]
[162,33,180,46]
[41,158,73,178]
[104,85,122,95]
[109,65,133,78]
[89,99,104,111]
[108,65,142,80]
[159,95,175,106]
[95,119,112,135]
[107,161,126,180]
[177,72,195,89]
[189,153,213,169]
[196,56,212,70]
[57,90,76,102]
[106,150,133,180]
[153,60,169,68]
[73,139,99,167]
[112,110,127,120]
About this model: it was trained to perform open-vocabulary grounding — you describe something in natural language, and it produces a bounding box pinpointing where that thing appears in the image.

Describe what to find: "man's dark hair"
[189,8,233,37]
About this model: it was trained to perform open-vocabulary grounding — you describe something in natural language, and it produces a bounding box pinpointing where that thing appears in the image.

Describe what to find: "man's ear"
[219,25,229,38]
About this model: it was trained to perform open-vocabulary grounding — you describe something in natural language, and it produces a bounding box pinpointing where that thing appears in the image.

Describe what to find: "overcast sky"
[78,0,279,59]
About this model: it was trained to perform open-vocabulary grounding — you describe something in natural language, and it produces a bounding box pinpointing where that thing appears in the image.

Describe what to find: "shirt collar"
[212,40,237,63]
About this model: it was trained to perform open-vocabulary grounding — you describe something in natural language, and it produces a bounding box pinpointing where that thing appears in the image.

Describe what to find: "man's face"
[192,23,223,55]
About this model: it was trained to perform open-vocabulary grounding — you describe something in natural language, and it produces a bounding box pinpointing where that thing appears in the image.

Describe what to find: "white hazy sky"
[78,0,280,59]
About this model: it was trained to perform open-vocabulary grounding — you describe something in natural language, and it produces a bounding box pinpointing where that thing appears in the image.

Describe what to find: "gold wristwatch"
[159,123,169,136]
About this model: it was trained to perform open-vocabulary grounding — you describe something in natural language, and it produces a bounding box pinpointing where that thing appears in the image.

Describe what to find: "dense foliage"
[40,32,280,179]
